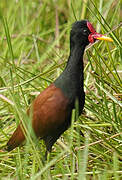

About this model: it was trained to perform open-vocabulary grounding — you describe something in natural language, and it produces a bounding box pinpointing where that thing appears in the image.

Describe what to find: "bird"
[7,20,113,153]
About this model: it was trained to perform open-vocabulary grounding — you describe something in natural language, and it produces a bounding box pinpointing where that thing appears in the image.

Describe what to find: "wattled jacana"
[7,20,113,152]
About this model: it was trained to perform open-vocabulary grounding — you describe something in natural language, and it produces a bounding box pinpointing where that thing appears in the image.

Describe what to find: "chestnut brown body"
[7,84,70,151]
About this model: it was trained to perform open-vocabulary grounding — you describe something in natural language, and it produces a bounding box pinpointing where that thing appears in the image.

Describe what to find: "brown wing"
[7,84,69,151]
[31,84,69,137]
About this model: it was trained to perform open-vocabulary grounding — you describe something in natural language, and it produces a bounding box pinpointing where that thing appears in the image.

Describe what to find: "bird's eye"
[83,29,87,33]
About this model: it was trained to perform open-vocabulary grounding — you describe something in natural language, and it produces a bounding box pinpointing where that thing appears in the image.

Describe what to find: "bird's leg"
[45,150,48,160]
[45,150,50,161]
[45,150,52,180]
[47,151,50,162]
[43,136,54,160]
[80,129,84,137]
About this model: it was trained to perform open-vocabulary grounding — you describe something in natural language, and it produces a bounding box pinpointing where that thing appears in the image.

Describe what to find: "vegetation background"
[0,0,121,179]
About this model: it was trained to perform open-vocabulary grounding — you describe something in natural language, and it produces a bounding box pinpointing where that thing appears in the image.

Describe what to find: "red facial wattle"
[88,32,103,43]
[86,21,113,43]
[87,21,96,34]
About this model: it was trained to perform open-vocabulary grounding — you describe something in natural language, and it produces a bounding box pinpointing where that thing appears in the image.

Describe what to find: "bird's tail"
[7,124,25,151]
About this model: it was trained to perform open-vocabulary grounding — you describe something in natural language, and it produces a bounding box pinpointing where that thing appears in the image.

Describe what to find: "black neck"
[54,44,85,101]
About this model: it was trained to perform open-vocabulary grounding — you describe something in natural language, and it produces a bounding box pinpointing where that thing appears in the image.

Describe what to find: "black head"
[70,20,113,48]
[70,20,91,47]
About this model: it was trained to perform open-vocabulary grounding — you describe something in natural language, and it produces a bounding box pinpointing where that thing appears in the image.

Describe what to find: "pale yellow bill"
[96,36,113,42]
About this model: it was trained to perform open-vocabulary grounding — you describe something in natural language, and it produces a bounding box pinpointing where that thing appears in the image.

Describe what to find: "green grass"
[0,0,121,179]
